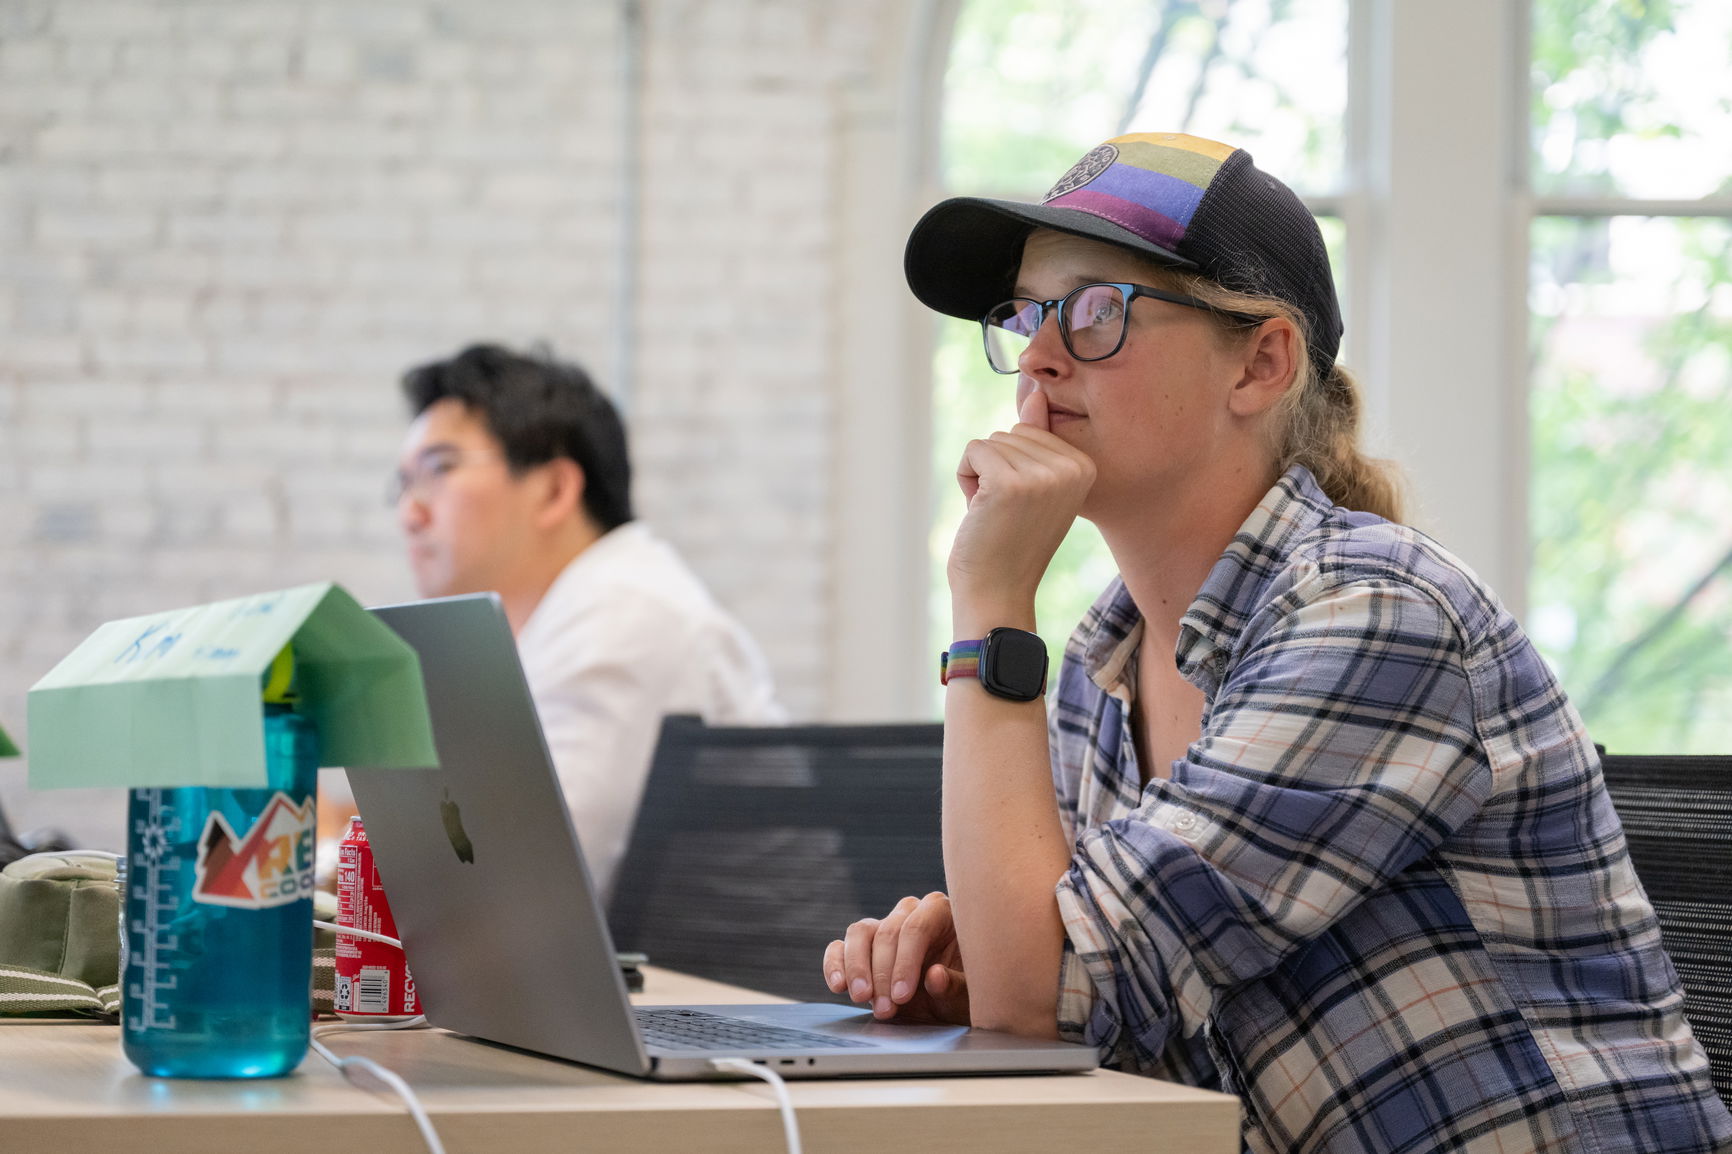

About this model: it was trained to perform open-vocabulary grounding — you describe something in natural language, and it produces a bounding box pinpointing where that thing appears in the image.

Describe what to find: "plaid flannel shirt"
[1051,466,1732,1154]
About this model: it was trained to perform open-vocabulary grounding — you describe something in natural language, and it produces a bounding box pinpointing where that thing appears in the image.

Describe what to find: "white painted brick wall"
[0,0,925,848]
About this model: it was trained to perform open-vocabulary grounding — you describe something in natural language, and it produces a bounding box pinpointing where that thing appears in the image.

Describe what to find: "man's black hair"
[401,343,633,532]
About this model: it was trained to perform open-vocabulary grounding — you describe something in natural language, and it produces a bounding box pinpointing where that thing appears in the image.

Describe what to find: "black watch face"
[981,628,1048,702]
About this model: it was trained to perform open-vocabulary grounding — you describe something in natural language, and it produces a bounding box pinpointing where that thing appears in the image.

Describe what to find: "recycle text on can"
[334,816,419,1020]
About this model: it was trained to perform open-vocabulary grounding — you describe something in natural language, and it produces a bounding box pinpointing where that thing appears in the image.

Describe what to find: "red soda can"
[334,815,420,1020]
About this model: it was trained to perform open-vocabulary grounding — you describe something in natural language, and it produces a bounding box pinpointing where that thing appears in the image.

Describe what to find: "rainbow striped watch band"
[939,640,984,685]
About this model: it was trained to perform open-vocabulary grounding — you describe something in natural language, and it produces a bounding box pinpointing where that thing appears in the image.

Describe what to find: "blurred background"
[3,0,1730,849]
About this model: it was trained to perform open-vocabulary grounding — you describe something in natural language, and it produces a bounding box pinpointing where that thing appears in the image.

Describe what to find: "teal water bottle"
[119,647,319,1078]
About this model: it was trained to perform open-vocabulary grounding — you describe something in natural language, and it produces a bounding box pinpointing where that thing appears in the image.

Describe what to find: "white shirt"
[515,522,784,901]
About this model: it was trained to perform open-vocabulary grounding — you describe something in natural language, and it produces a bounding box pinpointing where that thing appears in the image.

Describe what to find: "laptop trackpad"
[669,1002,1048,1052]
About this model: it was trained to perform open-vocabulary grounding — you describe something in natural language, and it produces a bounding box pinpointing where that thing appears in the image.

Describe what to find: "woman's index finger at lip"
[1018,387,1050,431]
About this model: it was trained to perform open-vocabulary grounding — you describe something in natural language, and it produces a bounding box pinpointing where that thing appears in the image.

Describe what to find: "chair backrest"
[1600,752,1732,1109]
[607,715,945,1002]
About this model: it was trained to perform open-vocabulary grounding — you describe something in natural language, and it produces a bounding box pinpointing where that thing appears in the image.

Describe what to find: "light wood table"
[0,967,1238,1153]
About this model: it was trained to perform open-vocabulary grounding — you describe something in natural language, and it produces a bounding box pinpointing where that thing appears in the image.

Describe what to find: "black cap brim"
[903,195,1199,322]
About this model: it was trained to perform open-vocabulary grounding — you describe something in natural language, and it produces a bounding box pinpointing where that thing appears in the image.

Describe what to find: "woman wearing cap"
[823,133,1731,1153]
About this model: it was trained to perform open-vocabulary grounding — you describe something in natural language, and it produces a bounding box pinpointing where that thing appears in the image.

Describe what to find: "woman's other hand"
[950,389,1096,616]
[822,892,969,1025]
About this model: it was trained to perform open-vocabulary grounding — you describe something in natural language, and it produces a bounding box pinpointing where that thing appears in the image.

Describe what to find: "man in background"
[375,342,783,899]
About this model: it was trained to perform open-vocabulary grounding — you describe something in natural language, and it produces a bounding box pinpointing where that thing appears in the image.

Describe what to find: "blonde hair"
[1161,271,1406,523]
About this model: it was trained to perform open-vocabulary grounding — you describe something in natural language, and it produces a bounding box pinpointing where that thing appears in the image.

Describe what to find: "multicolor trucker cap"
[904,132,1343,378]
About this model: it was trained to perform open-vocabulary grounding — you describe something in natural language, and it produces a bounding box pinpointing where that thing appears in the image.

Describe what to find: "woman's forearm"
[942,606,1071,1038]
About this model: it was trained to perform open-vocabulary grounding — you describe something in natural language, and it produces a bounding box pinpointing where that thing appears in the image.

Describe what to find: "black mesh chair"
[607,715,946,1003]
[1600,751,1732,1109]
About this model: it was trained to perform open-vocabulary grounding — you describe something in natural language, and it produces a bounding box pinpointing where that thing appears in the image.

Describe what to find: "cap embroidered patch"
[1044,144,1118,200]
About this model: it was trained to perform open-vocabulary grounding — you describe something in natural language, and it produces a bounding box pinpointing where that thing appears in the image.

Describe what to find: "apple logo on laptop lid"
[440,788,475,864]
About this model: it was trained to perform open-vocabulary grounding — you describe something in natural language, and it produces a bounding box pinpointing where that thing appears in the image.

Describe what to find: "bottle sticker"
[192,792,316,908]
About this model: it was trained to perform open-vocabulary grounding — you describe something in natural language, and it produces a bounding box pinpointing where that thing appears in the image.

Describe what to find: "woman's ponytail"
[1284,362,1405,523]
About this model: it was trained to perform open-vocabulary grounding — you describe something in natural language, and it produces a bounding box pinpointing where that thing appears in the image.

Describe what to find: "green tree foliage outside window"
[1528,0,1732,752]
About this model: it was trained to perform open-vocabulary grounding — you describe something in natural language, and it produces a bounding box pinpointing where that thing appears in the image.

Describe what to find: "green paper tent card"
[27,583,438,789]
[0,724,16,758]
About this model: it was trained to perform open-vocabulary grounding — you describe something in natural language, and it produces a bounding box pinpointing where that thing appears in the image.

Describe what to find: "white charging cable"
[310,921,445,1154]
[310,1018,444,1154]
[311,923,802,1154]
[708,1058,803,1154]
[315,920,402,948]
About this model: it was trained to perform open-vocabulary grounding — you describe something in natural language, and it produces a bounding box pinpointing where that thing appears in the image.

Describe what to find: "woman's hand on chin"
[949,389,1096,619]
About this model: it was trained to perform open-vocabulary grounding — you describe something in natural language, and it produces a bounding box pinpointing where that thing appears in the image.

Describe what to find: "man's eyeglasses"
[979,281,1259,374]
[387,448,504,506]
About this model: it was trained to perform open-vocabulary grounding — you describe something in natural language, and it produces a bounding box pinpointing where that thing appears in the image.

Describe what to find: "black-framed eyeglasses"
[979,281,1260,374]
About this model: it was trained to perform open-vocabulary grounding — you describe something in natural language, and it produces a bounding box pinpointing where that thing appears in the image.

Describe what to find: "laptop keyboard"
[635,1008,875,1051]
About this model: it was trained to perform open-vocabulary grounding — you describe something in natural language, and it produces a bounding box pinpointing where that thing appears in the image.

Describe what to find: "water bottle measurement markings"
[127,789,187,1033]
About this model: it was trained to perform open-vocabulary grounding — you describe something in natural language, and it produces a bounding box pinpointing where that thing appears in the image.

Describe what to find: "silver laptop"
[345,593,1098,1081]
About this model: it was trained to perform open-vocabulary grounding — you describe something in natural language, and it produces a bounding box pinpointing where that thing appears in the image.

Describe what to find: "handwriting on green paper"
[27,583,438,790]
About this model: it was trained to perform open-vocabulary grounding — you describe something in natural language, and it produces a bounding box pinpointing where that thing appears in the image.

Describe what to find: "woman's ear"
[1227,317,1299,418]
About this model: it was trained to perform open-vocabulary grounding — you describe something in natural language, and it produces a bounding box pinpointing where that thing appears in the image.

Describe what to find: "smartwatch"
[940,627,1048,702]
